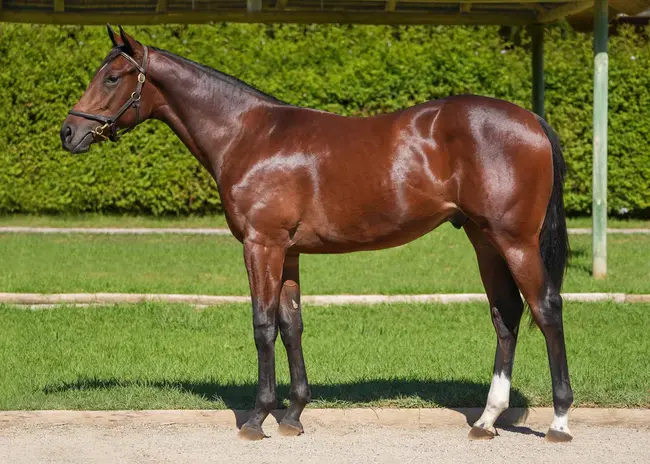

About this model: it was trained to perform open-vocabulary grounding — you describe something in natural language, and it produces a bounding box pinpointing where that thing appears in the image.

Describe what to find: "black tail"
[536,115,570,291]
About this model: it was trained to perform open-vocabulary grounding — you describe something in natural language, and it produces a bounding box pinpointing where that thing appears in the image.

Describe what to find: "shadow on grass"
[43,377,534,430]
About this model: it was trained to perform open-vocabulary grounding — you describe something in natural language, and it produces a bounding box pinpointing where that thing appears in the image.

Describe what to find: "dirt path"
[2,422,649,464]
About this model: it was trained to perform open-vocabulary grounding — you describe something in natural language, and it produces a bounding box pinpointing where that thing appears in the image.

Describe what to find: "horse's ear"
[118,25,139,56]
[106,24,121,48]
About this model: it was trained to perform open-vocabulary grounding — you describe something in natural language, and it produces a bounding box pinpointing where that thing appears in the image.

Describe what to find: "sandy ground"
[1,422,649,464]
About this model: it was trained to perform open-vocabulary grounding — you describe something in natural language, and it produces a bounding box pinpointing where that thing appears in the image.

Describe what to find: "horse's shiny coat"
[61,26,573,442]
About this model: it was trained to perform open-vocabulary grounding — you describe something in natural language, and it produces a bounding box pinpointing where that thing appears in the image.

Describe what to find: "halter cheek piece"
[68,46,148,142]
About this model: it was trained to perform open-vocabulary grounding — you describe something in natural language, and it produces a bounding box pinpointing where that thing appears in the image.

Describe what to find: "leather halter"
[69,46,148,142]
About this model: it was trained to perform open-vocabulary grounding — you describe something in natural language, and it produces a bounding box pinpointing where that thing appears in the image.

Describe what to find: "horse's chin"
[66,135,96,154]
[70,143,92,155]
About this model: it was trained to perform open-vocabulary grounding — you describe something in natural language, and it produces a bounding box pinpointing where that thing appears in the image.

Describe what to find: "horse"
[61,25,573,442]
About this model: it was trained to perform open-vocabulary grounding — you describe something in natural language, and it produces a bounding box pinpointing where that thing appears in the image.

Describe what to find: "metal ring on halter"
[92,123,110,140]
[131,92,141,102]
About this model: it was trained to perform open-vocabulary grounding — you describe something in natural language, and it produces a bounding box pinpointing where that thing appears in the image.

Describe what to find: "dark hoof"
[468,426,497,440]
[545,428,573,443]
[239,424,266,441]
[278,419,304,437]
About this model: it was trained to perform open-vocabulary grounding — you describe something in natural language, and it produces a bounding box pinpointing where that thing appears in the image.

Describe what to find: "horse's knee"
[253,318,278,349]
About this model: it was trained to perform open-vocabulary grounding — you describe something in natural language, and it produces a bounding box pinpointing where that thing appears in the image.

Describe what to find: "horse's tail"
[536,114,570,292]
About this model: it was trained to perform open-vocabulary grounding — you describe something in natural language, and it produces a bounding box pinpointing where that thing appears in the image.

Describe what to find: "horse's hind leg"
[464,222,524,440]
[489,230,574,442]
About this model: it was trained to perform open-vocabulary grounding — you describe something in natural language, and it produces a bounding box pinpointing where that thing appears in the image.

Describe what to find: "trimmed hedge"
[0,23,648,216]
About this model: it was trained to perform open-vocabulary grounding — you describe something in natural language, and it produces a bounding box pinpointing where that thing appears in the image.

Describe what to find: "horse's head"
[61,25,156,154]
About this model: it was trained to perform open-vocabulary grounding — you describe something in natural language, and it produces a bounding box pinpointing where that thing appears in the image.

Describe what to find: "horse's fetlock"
[292,384,311,405]
[554,382,574,410]
[257,392,276,412]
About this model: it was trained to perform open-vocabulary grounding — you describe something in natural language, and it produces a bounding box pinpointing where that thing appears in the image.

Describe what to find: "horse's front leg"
[277,253,311,436]
[239,240,285,440]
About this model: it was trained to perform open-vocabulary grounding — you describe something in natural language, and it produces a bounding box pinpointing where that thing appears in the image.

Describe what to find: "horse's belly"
[291,204,453,254]
[291,157,456,253]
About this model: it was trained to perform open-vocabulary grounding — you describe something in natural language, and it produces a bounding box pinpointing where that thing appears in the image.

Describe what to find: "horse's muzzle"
[60,122,93,154]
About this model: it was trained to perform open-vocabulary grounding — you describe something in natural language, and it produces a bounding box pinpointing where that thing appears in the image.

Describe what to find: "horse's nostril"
[61,125,73,145]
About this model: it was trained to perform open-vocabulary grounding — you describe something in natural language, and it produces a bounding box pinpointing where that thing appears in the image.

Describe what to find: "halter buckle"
[92,123,110,140]
[138,73,146,84]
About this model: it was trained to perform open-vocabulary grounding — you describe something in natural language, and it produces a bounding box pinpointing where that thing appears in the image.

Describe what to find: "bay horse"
[61,26,573,442]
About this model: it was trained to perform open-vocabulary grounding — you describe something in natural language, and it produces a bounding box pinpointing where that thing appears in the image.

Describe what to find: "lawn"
[0,214,648,230]
[1,302,648,410]
[0,224,648,295]
[0,214,230,229]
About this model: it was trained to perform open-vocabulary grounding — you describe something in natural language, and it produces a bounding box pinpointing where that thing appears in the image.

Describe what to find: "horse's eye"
[104,75,120,85]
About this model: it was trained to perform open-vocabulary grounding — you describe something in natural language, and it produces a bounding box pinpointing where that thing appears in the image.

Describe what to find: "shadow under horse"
[60,25,573,442]
[44,377,541,436]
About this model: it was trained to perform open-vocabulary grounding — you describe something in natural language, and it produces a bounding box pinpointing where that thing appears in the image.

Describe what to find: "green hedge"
[0,23,649,216]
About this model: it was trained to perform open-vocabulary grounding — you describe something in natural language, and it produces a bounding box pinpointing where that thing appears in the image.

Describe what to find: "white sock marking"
[550,411,570,434]
[474,372,510,431]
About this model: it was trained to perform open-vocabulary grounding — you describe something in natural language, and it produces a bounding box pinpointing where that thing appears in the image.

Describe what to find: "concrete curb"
[0,226,648,236]
[568,228,650,235]
[2,292,650,307]
[1,408,649,429]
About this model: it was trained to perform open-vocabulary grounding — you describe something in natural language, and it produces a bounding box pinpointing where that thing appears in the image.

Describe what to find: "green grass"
[0,224,648,294]
[0,214,648,229]
[1,302,648,410]
[0,214,230,229]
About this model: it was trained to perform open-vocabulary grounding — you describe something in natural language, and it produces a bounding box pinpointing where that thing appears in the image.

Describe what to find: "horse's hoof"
[239,424,266,441]
[278,419,304,437]
[545,428,573,443]
[468,425,497,440]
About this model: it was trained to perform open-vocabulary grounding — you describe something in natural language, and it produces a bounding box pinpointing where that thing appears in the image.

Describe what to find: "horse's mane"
[151,46,288,105]
[100,44,288,105]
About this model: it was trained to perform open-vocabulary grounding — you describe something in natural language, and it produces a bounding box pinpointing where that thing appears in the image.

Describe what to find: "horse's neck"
[149,52,269,182]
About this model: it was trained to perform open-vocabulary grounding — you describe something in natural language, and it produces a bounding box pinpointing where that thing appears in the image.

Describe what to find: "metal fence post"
[592,0,608,279]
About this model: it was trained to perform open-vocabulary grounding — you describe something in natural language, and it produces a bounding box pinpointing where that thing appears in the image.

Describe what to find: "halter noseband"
[69,46,148,142]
